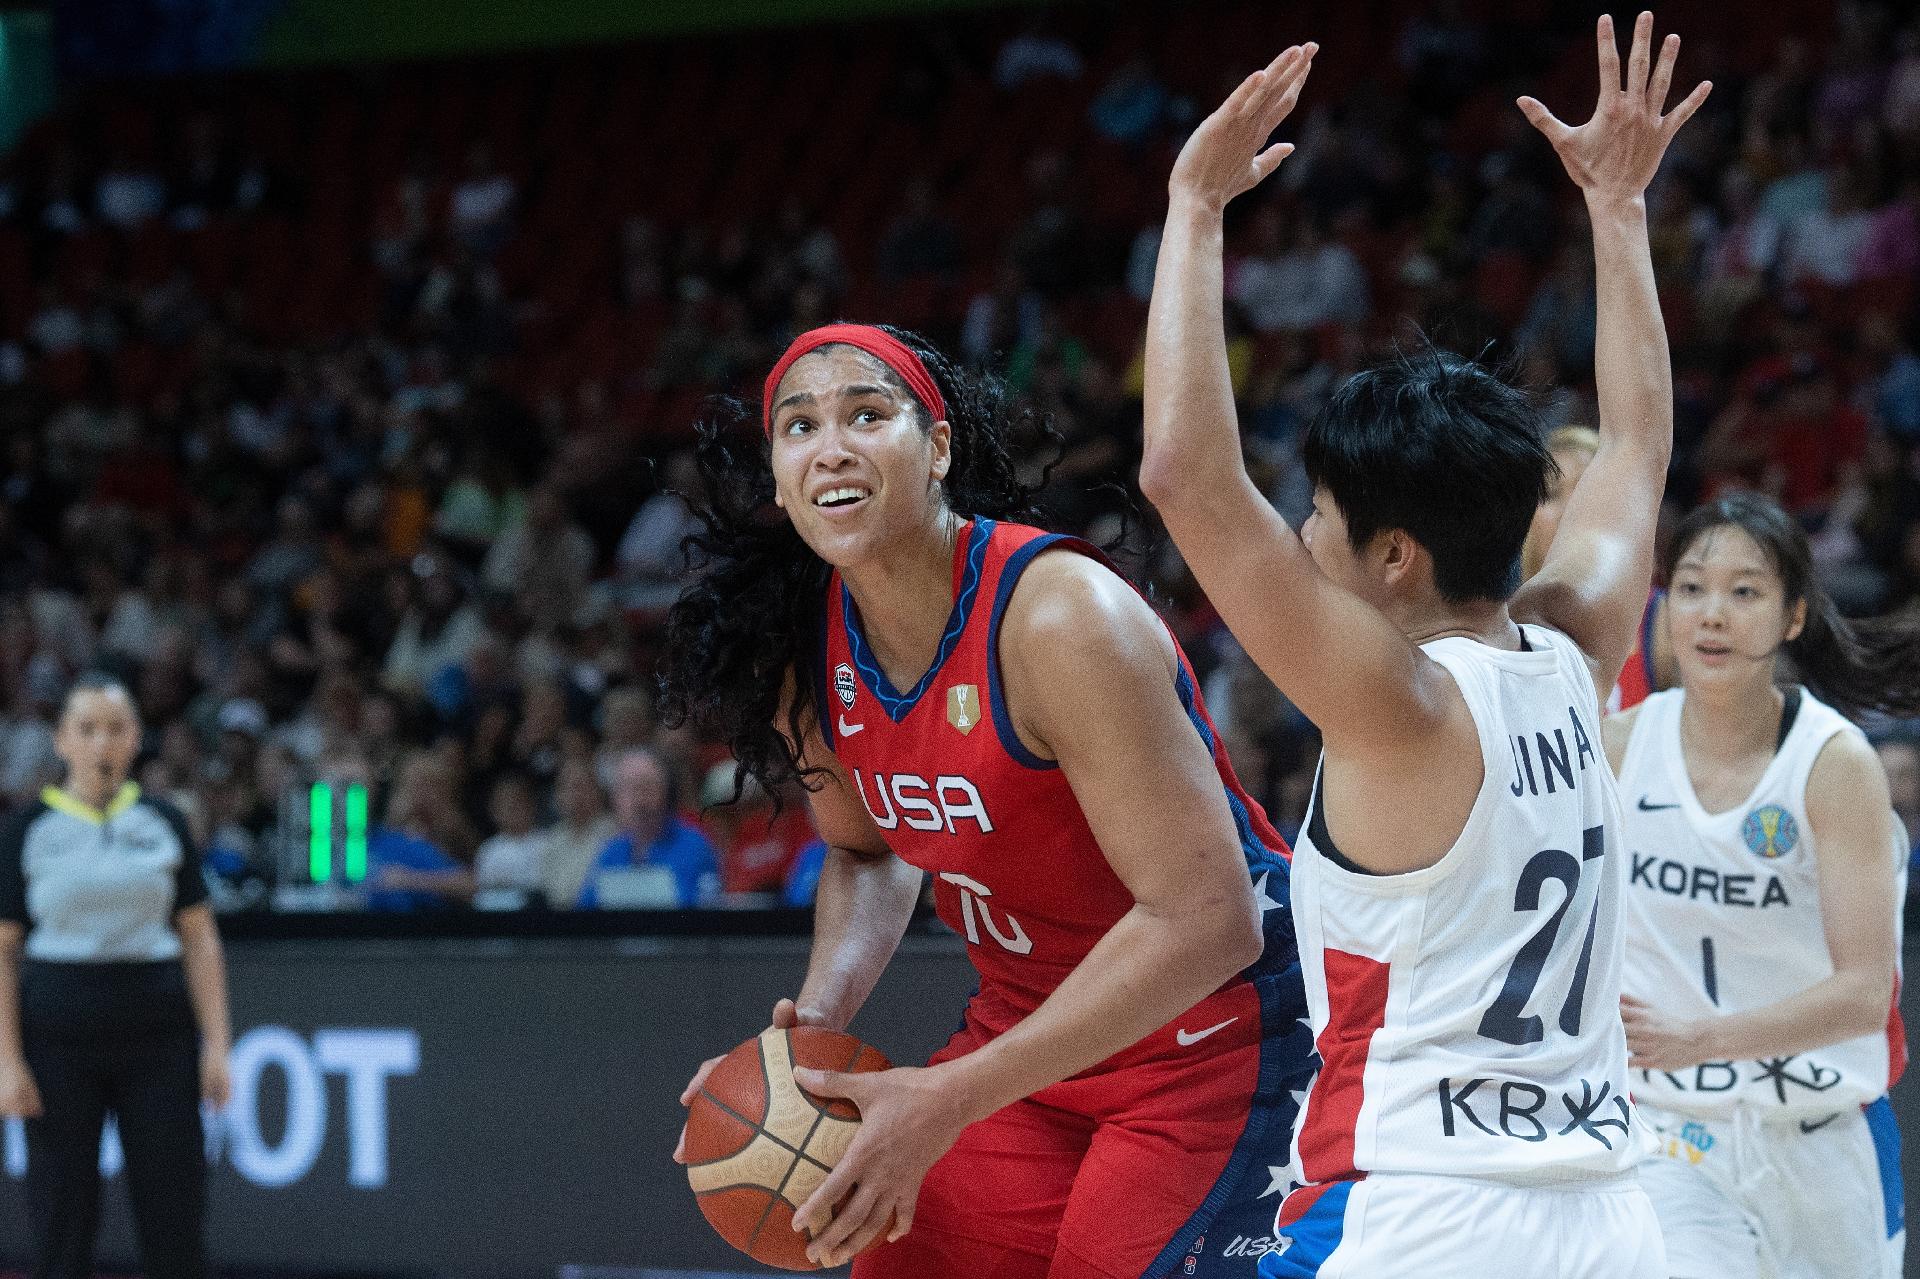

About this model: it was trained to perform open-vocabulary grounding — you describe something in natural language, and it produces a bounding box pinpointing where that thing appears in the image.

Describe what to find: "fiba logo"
[1741,804,1799,859]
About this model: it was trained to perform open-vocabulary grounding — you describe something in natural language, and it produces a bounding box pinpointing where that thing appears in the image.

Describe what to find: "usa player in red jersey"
[663,322,1312,1277]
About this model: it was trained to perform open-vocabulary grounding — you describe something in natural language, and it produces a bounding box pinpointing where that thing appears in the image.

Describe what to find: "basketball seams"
[692,1086,807,1163]
[692,1026,890,1269]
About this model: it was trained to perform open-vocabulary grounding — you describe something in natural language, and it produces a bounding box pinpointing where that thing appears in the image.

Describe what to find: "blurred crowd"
[1,1,1919,913]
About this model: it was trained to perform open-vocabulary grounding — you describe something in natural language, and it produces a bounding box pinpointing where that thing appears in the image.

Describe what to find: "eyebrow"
[771,383,897,417]
[1674,561,1766,576]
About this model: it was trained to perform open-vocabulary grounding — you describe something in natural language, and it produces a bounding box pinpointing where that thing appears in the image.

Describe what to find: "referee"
[0,673,232,1279]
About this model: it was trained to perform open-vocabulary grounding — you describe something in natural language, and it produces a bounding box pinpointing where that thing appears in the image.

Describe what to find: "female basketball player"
[1607,491,1917,1279]
[1141,16,1706,1278]
[662,320,1312,1277]
[1522,424,1672,709]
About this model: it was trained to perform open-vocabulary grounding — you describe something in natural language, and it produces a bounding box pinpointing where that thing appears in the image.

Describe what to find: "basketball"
[683,1026,892,1270]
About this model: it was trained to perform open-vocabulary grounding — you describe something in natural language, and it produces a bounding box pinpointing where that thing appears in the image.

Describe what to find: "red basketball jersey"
[815,518,1293,1040]
[1609,589,1664,712]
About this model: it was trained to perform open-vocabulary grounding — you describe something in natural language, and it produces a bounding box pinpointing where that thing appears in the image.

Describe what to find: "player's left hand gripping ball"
[789,1062,974,1268]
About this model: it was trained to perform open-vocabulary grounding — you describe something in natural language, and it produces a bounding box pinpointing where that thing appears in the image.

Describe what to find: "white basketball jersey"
[1618,687,1908,1117]
[1289,625,1640,1188]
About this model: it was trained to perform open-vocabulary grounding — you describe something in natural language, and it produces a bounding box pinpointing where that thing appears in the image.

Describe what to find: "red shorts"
[853,974,1310,1279]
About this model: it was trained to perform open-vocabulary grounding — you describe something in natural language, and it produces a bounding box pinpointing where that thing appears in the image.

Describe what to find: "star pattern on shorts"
[1253,871,1284,914]
[1257,1165,1288,1199]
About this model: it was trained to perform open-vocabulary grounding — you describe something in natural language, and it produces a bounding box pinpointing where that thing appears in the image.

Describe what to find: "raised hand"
[1168,43,1317,213]
[1518,12,1710,205]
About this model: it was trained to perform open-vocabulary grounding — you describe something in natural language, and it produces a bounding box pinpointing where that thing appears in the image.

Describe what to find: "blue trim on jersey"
[843,517,993,724]
[1148,965,1315,1279]
[1255,1179,1354,1279]
[1173,665,1293,920]
[813,592,836,753]
[985,530,1073,771]
[1867,1095,1904,1239]
[1638,590,1662,691]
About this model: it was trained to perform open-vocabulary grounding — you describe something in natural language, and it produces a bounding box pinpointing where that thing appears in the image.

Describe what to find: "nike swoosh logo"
[1637,797,1682,811]
[838,716,865,737]
[1176,1017,1239,1046]
[1799,1115,1840,1134]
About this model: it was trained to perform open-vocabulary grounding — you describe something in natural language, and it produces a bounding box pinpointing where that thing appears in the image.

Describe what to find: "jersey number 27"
[1478,825,1605,1047]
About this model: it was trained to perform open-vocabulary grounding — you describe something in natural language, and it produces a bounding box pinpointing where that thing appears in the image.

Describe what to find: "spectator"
[1783,166,1874,287]
[474,772,549,896]
[612,451,704,614]
[577,747,717,909]
[481,483,596,616]
[358,751,475,912]
[1858,311,1920,441]
[447,143,516,254]
[382,553,485,697]
[697,761,812,897]
[593,685,656,781]
[543,757,615,910]
[1230,205,1369,333]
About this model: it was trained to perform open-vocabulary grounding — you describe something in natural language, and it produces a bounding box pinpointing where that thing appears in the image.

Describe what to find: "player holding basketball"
[664,320,1313,1276]
[1140,16,1707,1278]
[1608,492,1915,1279]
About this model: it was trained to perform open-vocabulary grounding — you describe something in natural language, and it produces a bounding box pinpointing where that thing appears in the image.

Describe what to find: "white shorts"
[1637,1099,1906,1279]
[1258,1172,1666,1278]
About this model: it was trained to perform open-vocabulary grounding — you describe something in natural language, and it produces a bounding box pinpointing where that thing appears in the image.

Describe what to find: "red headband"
[761,324,947,436]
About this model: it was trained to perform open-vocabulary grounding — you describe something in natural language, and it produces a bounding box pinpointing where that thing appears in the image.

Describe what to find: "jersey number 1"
[1478,825,1604,1047]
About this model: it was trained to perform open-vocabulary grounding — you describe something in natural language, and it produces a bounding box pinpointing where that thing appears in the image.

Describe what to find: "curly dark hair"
[657,325,1060,795]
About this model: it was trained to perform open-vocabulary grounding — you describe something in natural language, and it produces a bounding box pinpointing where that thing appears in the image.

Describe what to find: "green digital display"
[309,783,371,884]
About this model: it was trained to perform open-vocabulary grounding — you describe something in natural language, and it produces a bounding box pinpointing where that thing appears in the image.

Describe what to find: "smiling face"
[1667,523,1806,691]
[767,345,951,571]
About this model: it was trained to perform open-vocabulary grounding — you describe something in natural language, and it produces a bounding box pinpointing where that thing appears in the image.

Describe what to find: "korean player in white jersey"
[1141,15,1709,1278]
[1607,492,1918,1279]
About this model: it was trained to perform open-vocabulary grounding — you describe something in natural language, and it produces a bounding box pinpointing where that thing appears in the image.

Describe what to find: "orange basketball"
[683,1026,892,1271]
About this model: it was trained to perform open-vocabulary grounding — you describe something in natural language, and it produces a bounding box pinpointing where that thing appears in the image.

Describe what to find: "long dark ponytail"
[656,325,1060,793]
[1665,491,1920,720]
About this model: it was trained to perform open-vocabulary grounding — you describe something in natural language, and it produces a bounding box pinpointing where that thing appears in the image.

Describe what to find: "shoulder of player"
[1805,727,1890,840]
[997,547,1163,661]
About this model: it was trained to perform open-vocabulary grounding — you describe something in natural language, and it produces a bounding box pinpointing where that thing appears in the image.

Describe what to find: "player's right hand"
[0,1057,42,1119]
[673,998,804,1163]
[1167,42,1316,213]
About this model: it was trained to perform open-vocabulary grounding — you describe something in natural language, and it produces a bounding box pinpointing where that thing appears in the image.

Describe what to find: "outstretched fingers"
[1595,14,1621,99]
[1662,79,1713,137]
[1647,31,1680,112]
[1515,96,1571,145]
[1626,11,1654,100]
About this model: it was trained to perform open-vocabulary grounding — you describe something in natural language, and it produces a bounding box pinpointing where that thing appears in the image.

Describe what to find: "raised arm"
[1511,12,1711,687]
[1138,44,1457,755]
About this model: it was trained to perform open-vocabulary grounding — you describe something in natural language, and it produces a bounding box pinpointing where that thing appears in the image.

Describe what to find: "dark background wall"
[2,936,1916,1276]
